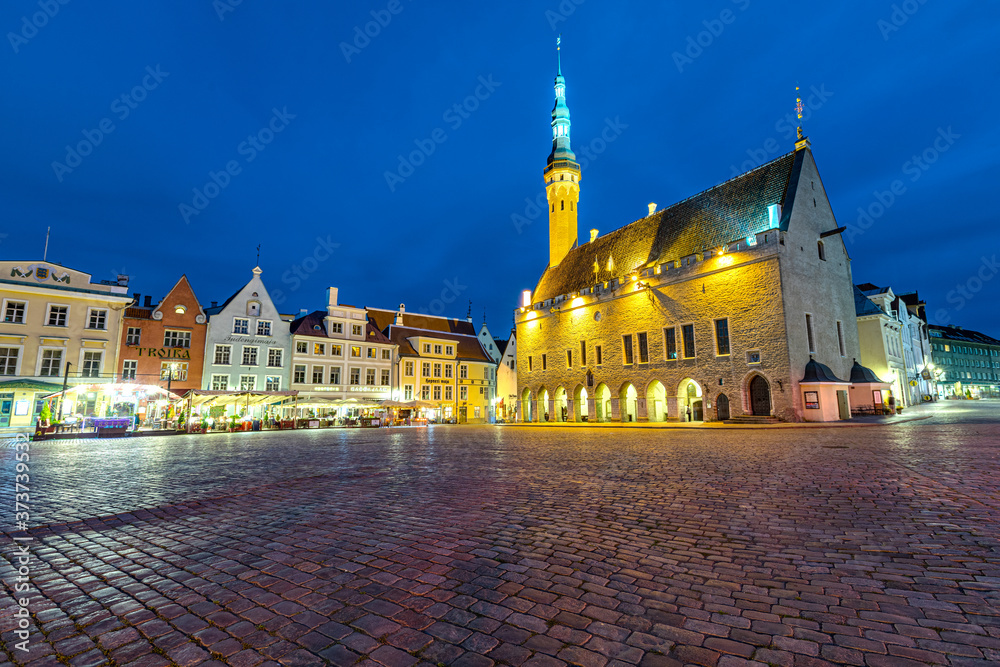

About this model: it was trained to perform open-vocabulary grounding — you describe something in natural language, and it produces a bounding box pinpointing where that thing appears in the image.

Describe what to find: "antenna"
[557,34,562,75]
[467,299,472,319]
[256,244,261,266]
[43,226,50,261]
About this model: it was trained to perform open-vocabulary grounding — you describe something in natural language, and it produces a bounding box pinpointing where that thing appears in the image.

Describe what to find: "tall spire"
[543,36,581,268]
[557,34,562,75]
[548,35,575,165]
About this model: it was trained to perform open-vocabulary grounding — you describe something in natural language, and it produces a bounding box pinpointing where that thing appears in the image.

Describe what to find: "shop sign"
[136,347,191,359]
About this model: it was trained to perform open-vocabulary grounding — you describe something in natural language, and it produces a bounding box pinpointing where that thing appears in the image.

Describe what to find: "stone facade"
[514,60,861,423]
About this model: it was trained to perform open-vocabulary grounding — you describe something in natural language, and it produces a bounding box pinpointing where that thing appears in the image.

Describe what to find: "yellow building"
[0,260,132,429]
[367,307,497,423]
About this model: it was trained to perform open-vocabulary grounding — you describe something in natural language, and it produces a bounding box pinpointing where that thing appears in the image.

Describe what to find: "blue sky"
[2,1,998,335]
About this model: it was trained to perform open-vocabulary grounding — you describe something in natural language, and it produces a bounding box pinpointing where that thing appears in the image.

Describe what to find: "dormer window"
[174,305,186,314]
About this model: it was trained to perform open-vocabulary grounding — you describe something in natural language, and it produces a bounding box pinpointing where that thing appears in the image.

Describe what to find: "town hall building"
[516,47,865,423]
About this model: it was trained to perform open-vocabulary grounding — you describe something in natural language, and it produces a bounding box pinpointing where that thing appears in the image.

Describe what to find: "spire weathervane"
[557,34,562,75]
[795,84,805,140]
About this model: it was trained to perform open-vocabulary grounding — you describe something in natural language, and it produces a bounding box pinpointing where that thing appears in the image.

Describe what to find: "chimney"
[299,308,308,317]
[143,295,152,308]
[327,287,338,309]
[395,304,404,326]
[648,202,657,216]
[211,301,218,308]
[589,229,598,243]
[132,292,140,304]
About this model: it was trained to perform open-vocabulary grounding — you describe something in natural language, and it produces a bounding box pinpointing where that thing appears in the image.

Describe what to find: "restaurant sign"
[135,347,192,359]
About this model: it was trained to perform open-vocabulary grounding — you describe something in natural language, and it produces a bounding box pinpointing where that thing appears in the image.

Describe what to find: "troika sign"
[134,347,192,359]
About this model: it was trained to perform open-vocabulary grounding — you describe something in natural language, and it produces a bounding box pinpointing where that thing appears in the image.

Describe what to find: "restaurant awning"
[178,389,299,409]
[43,383,182,401]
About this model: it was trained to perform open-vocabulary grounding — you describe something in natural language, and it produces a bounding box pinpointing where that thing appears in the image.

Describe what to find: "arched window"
[817,241,826,261]
[560,200,564,211]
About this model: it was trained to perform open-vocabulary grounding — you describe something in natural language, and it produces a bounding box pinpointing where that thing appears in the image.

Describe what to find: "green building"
[929,324,1000,398]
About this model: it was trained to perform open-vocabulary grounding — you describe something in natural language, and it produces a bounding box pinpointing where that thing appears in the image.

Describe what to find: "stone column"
[547,399,555,422]
[609,398,620,421]
[637,397,648,422]
[667,396,679,421]
[566,398,575,422]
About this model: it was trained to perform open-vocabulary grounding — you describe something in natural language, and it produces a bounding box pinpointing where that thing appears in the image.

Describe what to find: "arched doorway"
[678,378,703,422]
[573,385,589,422]
[716,393,730,421]
[520,388,532,423]
[537,387,550,422]
[594,383,611,422]
[619,383,638,422]
[646,380,666,422]
[554,387,568,422]
[749,375,771,416]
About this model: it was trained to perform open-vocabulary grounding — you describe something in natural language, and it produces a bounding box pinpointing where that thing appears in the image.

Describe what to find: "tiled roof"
[125,307,154,319]
[288,311,393,346]
[385,325,493,363]
[289,311,328,337]
[929,324,1000,346]
[849,360,885,384]
[367,307,477,336]
[494,337,509,357]
[854,286,885,317]
[532,150,800,302]
[800,358,848,383]
[366,321,392,345]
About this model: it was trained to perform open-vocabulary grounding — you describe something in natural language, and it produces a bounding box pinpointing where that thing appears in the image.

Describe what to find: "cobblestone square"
[2,401,999,666]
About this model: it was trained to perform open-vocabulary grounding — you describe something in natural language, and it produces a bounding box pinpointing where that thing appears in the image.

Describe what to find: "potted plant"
[176,409,186,431]
[200,418,209,433]
[229,415,239,432]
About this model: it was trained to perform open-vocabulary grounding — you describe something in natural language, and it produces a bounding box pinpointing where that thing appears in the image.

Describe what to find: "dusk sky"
[2,2,997,335]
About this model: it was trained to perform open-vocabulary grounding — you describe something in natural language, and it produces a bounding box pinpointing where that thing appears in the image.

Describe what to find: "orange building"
[117,276,208,422]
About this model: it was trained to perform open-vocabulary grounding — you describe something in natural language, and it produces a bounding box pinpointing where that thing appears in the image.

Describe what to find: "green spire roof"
[548,36,575,165]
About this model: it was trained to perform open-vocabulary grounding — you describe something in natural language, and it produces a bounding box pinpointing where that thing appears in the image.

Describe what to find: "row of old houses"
[0,260,503,430]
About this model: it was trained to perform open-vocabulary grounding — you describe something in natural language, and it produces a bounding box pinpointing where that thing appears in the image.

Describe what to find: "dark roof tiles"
[532,150,799,302]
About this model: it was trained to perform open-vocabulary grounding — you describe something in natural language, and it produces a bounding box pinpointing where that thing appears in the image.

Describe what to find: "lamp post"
[57,362,72,420]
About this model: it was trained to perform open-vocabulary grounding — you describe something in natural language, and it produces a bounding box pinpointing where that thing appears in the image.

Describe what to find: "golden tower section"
[545,160,581,267]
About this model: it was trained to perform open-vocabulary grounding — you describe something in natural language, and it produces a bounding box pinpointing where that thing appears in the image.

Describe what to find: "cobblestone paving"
[2,401,999,666]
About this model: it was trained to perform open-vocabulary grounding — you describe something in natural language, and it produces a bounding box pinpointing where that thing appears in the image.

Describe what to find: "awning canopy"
[179,389,298,409]
[0,379,64,392]
[43,383,182,401]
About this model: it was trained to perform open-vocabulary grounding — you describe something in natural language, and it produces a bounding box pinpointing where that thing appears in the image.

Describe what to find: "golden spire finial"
[795,84,805,140]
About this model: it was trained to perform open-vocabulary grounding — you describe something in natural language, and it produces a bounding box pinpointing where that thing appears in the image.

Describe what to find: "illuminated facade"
[0,260,131,428]
[516,52,863,423]
[201,266,291,393]
[118,276,208,397]
[929,324,1000,398]
[289,288,395,408]
[368,307,497,423]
